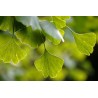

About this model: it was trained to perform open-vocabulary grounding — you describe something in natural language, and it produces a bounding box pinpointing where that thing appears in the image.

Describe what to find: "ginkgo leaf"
[16,26,45,48]
[0,16,13,33]
[52,16,66,29]
[15,16,41,31]
[73,32,96,55]
[40,21,64,45]
[52,16,70,29]
[34,50,64,78]
[0,31,30,64]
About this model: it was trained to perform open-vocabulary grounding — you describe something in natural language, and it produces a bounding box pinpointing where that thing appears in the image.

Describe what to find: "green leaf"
[15,16,41,31]
[40,21,64,45]
[34,50,64,78]
[52,16,70,29]
[16,26,45,48]
[0,31,30,64]
[0,16,13,33]
[73,32,96,55]
[52,16,66,29]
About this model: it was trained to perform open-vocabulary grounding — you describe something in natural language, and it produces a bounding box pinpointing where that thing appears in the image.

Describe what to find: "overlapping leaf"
[0,31,30,64]
[0,16,13,33]
[15,16,41,31]
[16,26,45,48]
[52,16,66,29]
[73,32,96,55]
[52,16,70,36]
[34,50,64,78]
[52,16,70,28]
[40,21,64,45]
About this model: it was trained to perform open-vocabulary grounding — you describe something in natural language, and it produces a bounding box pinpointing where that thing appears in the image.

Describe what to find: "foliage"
[0,16,96,79]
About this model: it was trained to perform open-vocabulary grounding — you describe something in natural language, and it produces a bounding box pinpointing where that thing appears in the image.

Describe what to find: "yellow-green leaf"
[73,32,96,55]
[52,16,70,29]
[34,50,64,78]
[0,31,30,64]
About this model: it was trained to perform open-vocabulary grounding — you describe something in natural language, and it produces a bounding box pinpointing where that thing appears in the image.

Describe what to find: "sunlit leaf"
[0,31,30,64]
[52,16,66,29]
[73,32,96,55]
[52,16,70,29]
[34,50,64,78]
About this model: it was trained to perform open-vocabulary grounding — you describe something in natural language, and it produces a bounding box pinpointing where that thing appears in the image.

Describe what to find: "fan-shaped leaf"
[34,50,64,78]
[73,32,96,55]
[0,31,30,64]
[52,16,70,29]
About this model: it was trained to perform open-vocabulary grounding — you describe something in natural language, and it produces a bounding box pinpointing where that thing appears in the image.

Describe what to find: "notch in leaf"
[34,50,64,78]
[73,32,96,56]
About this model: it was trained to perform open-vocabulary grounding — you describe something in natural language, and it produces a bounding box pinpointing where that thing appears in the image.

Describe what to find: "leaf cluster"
[0,16,96,78]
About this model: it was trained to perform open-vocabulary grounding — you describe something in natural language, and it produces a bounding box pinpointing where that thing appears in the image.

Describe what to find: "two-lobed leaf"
[34,50,64,78]
[0,31,30,64]
[73,32,96,55]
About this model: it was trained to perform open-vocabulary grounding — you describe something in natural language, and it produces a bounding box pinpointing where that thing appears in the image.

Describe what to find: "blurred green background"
[0,16,98,81]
